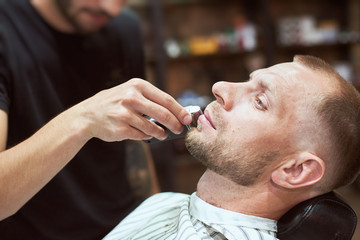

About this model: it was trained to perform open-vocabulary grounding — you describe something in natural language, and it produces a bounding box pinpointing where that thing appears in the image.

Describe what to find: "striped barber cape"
[103,192,278,240]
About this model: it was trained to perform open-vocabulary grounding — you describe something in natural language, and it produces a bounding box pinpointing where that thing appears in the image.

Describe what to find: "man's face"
[185,62,323,186]
[53,0,126,34]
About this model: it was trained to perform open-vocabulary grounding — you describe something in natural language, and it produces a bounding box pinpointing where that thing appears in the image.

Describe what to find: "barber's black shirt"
[0,0,145,239]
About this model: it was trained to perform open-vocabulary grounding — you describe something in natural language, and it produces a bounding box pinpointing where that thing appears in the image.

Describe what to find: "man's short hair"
[294,55,360,190]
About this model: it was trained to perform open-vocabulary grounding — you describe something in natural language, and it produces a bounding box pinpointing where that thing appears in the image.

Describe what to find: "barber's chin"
[74,21,108,35]
[76,26,104,35]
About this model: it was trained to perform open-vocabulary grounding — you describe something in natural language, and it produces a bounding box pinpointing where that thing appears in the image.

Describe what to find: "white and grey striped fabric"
[103,192,278,240]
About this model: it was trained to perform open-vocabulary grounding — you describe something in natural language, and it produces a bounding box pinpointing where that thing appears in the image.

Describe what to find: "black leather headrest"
[277,191,357,240]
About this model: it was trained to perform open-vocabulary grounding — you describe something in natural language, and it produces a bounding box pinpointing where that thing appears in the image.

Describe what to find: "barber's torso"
[0,0,145,239]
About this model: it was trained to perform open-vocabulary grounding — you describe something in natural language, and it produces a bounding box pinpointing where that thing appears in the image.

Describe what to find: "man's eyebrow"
[249,70,280,109]
[255,73,279,102]
[259,78,271,90]
[261,77,277,95]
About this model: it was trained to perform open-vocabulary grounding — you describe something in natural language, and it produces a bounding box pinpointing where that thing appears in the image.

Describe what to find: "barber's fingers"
[121,126,152,141]
[122,96,184,135]
[83,78,191,141]
[126,79,192,133]
[95,107,167,142]
[125,109,168,140]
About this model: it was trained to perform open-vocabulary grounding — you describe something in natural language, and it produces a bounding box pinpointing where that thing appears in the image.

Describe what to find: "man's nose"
[212,81,236,111]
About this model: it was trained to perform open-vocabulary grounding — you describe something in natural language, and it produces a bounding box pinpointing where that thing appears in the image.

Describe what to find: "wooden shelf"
[167,50,257,63]
[278,40,360,50]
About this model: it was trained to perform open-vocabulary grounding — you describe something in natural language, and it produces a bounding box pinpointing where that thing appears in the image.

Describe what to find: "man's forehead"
[249,63,318,106]
[251,62,300,76]
[249,62,316,90]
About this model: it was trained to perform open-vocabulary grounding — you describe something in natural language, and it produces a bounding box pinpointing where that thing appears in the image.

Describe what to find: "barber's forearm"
[0,78,192,220]
[0,106,90,220]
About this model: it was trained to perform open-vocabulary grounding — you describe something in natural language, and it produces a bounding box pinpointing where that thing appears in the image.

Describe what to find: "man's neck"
[196,170,293,220]
[30,0,74,33]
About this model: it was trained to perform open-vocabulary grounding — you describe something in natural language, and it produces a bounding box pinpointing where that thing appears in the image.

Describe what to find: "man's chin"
[185,129,211,163]
[184,128,199,151]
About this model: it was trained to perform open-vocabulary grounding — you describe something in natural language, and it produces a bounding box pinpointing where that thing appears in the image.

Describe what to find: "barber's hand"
[77,78,192,142]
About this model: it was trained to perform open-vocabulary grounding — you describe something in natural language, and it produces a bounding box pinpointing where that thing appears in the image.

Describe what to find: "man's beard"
[185,128,279,186]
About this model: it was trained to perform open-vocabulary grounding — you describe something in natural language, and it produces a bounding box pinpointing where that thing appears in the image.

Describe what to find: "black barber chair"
[277,191,357,240]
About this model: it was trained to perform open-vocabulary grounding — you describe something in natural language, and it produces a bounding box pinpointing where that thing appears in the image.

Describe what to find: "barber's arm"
[0,78,191,220]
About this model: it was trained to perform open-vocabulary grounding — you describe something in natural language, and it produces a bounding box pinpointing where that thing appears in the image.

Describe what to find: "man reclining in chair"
[104,55,360,240]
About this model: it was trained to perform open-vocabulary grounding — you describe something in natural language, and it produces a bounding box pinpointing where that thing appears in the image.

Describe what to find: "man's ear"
[271,152,325,189]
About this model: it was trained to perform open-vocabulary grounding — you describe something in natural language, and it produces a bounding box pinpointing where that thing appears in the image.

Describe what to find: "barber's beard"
[53,0,111,35]
[185,125,279,187]
[53,0,77,30]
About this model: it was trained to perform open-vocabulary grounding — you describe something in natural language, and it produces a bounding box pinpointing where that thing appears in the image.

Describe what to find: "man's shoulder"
[119,193,190,229]
[128,192,190,219]
[142,192,190,207]
[148,192,190,200]
[104,192,191,240]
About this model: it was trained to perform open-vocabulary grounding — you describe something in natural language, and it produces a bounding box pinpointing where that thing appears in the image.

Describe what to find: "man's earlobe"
[271,152,325,189]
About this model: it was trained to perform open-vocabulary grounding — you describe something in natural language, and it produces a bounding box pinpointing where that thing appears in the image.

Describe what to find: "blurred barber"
[0,0,192,239]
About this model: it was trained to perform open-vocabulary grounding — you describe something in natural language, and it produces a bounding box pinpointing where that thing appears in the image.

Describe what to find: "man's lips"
[199,109,216,130]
